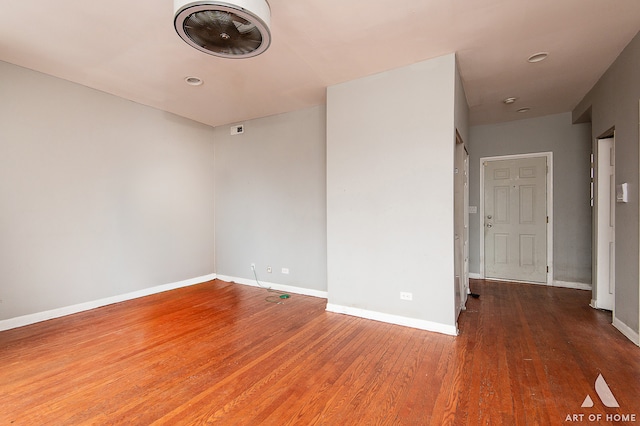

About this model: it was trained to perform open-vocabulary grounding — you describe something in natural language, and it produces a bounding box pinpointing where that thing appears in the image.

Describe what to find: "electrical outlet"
[400,292,413,301]
[267,266,272,273]
[281,267,289,274]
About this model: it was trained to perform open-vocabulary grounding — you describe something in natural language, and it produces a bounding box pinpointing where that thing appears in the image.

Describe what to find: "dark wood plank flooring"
[1,279,639,425]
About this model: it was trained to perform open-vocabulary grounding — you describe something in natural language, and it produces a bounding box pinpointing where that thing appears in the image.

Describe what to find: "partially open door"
[593,136,615,311]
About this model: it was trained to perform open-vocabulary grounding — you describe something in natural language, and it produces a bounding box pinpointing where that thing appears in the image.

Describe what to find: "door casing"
[479,152,553,285]
[454,137,469,317]
[593,135,615,311]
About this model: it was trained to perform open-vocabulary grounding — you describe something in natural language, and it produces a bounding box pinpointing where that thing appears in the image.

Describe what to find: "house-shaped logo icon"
[581,374,619,408]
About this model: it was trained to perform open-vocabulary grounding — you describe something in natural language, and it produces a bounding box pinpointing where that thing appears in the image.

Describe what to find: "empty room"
[1,0,640,424]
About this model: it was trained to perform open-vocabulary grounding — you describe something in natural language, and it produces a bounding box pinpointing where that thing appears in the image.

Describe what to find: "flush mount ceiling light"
[503,97,517,104]
[528,52,549,63]
[516,107,531,113]
[174,0,271,59]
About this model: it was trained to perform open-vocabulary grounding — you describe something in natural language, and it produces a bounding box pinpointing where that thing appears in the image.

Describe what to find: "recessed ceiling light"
[185,76,203,86]
[516,107,531,113]
[503,97,517,104]
[528,52,549,63]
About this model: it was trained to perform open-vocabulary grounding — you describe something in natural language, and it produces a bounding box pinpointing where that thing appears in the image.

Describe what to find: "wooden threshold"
[0,279,639,425]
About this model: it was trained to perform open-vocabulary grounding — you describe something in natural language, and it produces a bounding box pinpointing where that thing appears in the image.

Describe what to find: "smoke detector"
[174,0,271,59]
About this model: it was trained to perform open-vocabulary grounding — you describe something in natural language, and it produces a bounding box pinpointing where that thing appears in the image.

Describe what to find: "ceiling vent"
[174,0,271,59]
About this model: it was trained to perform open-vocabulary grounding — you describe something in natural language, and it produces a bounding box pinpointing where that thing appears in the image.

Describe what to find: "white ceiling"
[1,1,639,128]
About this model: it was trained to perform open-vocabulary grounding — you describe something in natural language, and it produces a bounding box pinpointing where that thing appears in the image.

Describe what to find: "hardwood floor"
[1,279,639,425]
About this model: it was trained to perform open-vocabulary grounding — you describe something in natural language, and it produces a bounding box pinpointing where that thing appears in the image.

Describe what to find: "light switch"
[616,183,628,203]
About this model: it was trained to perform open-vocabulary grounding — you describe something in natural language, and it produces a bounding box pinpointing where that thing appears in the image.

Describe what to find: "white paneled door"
[595,137,615,310]
[484,156,548,283]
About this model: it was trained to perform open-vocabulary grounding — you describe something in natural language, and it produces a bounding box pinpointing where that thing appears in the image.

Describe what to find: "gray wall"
[213,106,327,291]
[455,57,470,145]
[326,54,458,329]
[468,113,592,284]
[573,31,640,335]
[0,61,215,320]
[454,57,470,313]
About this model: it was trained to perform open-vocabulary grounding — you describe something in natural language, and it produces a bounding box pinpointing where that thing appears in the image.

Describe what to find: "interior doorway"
[454,131,469,318]
[480,153,553,284]
[593,133,615,311]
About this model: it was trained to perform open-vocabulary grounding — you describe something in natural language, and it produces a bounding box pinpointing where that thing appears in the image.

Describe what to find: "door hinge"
[547,266,549,273]
[546,216,549,223]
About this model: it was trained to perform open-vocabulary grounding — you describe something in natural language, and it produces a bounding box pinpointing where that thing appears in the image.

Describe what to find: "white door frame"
[479,152,554,285]
[454,131,469,317]
[593,136,615,311]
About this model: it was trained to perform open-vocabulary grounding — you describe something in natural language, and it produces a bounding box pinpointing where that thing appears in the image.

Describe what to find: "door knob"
[486,223,493,228]
[487,215,492,219]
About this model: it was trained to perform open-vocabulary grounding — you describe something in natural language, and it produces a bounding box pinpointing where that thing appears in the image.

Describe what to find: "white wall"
[573,30,640,342]
[0,61,215,320]
[213,106,327,292]
[326,54,458,333]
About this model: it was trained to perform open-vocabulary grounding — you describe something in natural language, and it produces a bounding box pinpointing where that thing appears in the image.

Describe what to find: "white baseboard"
[216,274,328,299]
[467,274,592,291]
[325,303,458,336]
[0,273,216,332]
[613,316,640,347]
[553,280,592,291]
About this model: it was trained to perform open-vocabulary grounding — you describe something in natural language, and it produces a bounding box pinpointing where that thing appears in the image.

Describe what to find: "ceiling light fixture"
[516,107,531,113]
[503,97,517,104]
[528,52,549,63]
[174,0,272,59]
[185,76,204,86]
